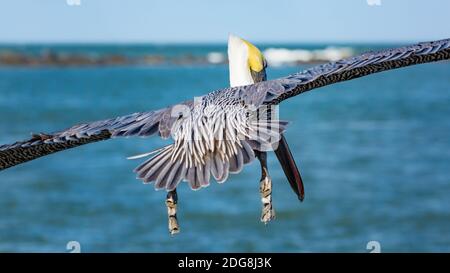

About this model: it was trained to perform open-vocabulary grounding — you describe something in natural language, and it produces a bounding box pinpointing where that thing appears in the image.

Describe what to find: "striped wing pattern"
[0,109,168,170]
[265,38,450,104]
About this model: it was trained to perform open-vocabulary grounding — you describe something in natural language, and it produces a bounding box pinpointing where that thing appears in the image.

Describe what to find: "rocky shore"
[0,47,355,67]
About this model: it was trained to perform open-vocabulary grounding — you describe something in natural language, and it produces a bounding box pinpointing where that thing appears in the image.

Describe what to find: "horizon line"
[0,38,441,46]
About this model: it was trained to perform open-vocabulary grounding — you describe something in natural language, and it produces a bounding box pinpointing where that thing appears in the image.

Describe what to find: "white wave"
[207,52,226,64]
[263,47,354,67]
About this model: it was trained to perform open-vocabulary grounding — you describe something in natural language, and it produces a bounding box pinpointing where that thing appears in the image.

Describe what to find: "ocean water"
[0,44,449,252]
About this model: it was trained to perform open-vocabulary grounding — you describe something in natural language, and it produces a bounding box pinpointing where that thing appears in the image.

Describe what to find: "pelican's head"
[228,34,267,87]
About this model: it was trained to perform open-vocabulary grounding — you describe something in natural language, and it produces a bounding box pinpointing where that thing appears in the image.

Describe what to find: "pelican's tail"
[132,140,256,192]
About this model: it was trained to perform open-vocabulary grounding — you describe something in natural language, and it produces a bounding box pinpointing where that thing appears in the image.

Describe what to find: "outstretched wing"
[0,107,176,171]
[2,38,449,171]
[235,38,450,106]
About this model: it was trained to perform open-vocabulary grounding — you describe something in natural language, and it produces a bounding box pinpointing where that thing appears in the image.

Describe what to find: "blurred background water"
[0,44,449,252]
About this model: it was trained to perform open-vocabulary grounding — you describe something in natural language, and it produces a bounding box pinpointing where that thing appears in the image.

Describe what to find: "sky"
[0,0,449,43]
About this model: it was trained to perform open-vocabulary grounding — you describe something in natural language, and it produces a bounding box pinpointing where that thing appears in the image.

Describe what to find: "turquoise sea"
[0,44,449,252]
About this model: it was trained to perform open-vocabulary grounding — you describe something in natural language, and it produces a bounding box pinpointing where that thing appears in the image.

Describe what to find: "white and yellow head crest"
[228,34,266,87]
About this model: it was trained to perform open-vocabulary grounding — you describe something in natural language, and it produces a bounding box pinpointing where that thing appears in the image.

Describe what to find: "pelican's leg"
[166,189,180,235]
[255,151,275,224]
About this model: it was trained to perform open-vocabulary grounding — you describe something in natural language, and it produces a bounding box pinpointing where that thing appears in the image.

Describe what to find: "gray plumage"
[1,38,449,191]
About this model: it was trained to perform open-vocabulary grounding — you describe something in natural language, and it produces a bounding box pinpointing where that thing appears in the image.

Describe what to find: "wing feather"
[235,38,450,106]
[0,108,174,171]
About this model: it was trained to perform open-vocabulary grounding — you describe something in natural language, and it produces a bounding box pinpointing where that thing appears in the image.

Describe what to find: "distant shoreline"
[0,46,357,67]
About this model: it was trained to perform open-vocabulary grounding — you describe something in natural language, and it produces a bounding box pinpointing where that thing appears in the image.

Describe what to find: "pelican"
[1,36,449,235]
[227,34,303,225]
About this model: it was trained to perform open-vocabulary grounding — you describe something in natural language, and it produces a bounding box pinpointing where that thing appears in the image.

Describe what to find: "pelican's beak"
[241,38,267,83]
[228,34,267,84]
